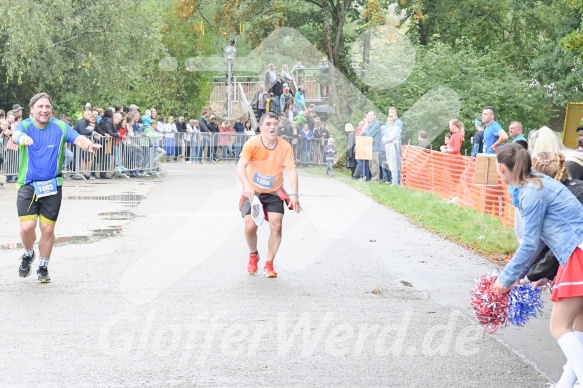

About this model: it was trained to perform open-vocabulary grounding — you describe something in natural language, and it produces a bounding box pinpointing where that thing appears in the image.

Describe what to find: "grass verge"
[305,166,517,264]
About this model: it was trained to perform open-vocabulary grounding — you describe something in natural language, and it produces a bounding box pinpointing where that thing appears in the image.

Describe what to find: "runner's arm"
[286,167,302,213]
[74,135,102,153]
[237,156,255,200]
[11,130,34,146]
[491,129,509,151]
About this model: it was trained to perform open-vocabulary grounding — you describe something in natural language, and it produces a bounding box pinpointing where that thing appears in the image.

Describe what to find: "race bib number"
[33,178,58,198]
[253,172,275,190]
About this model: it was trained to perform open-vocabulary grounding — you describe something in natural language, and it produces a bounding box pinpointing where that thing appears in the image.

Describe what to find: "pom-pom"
[508,284,544,327]
[471,274,509,334]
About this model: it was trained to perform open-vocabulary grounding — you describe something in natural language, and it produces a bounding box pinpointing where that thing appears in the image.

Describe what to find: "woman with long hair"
[526,152,583,288]
[243,120,255,142]
[495,143,583,387]
[442,119,464,155]
[529,125,583,180]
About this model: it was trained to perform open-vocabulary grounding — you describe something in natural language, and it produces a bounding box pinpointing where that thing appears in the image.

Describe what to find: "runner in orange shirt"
[237,112,302,278]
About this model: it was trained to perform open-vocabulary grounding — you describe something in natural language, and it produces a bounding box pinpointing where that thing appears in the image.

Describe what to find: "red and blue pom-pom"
[471,274,544,333]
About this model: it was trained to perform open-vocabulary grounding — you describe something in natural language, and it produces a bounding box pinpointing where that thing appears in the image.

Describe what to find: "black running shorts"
[241,192,285,217]
[17,185,63,225]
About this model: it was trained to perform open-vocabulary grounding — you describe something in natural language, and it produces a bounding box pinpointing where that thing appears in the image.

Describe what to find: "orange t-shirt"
[240,135,296,193]
[448,131,463,155]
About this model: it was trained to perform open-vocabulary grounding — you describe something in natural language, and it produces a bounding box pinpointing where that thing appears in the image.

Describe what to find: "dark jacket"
[98,114,118,138]
[208,121,219,133]
[313,127,321,139]
[176,121,187,133]
[73,119,91,136]
[74,118,92,137]
[271,80,284,97]
[199,117,210,133]
[234,122,245,133]
[346,132,357,168]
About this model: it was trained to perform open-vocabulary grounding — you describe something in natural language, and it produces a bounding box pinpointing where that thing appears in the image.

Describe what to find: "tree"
[396,0,565,68]
[367,39,551,151]
[0,0,164,112]
[395,0,583,121]
[127,0,214,115]
[561,0,583,58]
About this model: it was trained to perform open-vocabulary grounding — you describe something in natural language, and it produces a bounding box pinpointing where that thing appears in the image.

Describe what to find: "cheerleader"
[493,143,583,387]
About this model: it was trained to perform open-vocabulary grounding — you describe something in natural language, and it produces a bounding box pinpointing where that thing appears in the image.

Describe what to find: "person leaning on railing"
[470,118,485,157]
[142,120,166,172]
[95,108,117,179]
[244,120,255,141]
[219,117,233,161]
[198,111,213,162]
[2,113,19,182]
[442,119,464,155]
[185,119,196,163]
[233,116,246,161]
[281,64,294,85]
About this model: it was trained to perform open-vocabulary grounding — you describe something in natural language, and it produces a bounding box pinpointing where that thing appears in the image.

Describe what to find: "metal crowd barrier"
[1,132,330,185]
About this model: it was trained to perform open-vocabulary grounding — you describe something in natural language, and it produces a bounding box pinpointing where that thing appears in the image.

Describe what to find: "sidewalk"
[0,164,560,387]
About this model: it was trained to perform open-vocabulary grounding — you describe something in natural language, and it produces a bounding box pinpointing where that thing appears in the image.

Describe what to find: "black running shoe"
[18,252,36,278]
[37,266,51,283]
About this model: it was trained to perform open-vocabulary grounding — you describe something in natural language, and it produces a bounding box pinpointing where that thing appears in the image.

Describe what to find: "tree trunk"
[330,1,353,116]
[322,1,334,61]
[362,19,371,71]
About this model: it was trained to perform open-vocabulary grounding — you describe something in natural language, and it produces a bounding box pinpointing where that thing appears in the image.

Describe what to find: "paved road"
[0,164,563,387]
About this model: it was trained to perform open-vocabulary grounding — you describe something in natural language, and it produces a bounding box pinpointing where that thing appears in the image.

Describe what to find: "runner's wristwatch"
[289,193,299,198]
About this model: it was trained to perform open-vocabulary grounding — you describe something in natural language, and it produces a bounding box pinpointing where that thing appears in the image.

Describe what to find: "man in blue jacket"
[361,111,382,182]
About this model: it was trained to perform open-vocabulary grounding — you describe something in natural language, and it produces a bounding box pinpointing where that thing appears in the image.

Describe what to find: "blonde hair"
[449,119,465,138]
[345,123,355,132]
[532,152,568,183]
[529,125,583,167]
[529,126,564,157]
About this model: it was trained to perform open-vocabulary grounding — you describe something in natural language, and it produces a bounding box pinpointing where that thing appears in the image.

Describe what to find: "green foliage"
[126,0,214,116]
[0,0,214,117]
[366,39,550,152]
[0,0,164,111]
[396,0,583,115]
[561,0,583,59]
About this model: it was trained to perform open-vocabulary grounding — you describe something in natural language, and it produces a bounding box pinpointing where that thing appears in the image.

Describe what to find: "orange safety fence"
[401,146,515,227]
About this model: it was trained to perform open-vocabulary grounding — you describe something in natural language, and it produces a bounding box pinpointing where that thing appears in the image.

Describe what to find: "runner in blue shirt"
[481,106,508,154]
[12,93,101,283]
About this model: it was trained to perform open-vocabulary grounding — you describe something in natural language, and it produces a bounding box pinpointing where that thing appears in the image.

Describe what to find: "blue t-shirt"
[15,118,79,187]
[484,121,503,154]
[512,134,527,143]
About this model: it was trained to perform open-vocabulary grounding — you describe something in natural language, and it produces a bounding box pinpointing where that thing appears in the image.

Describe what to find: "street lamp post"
[224,45,237,121]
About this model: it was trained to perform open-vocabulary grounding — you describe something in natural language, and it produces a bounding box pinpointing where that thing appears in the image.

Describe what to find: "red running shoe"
[263,261,278,278]
[248,252,259,274]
